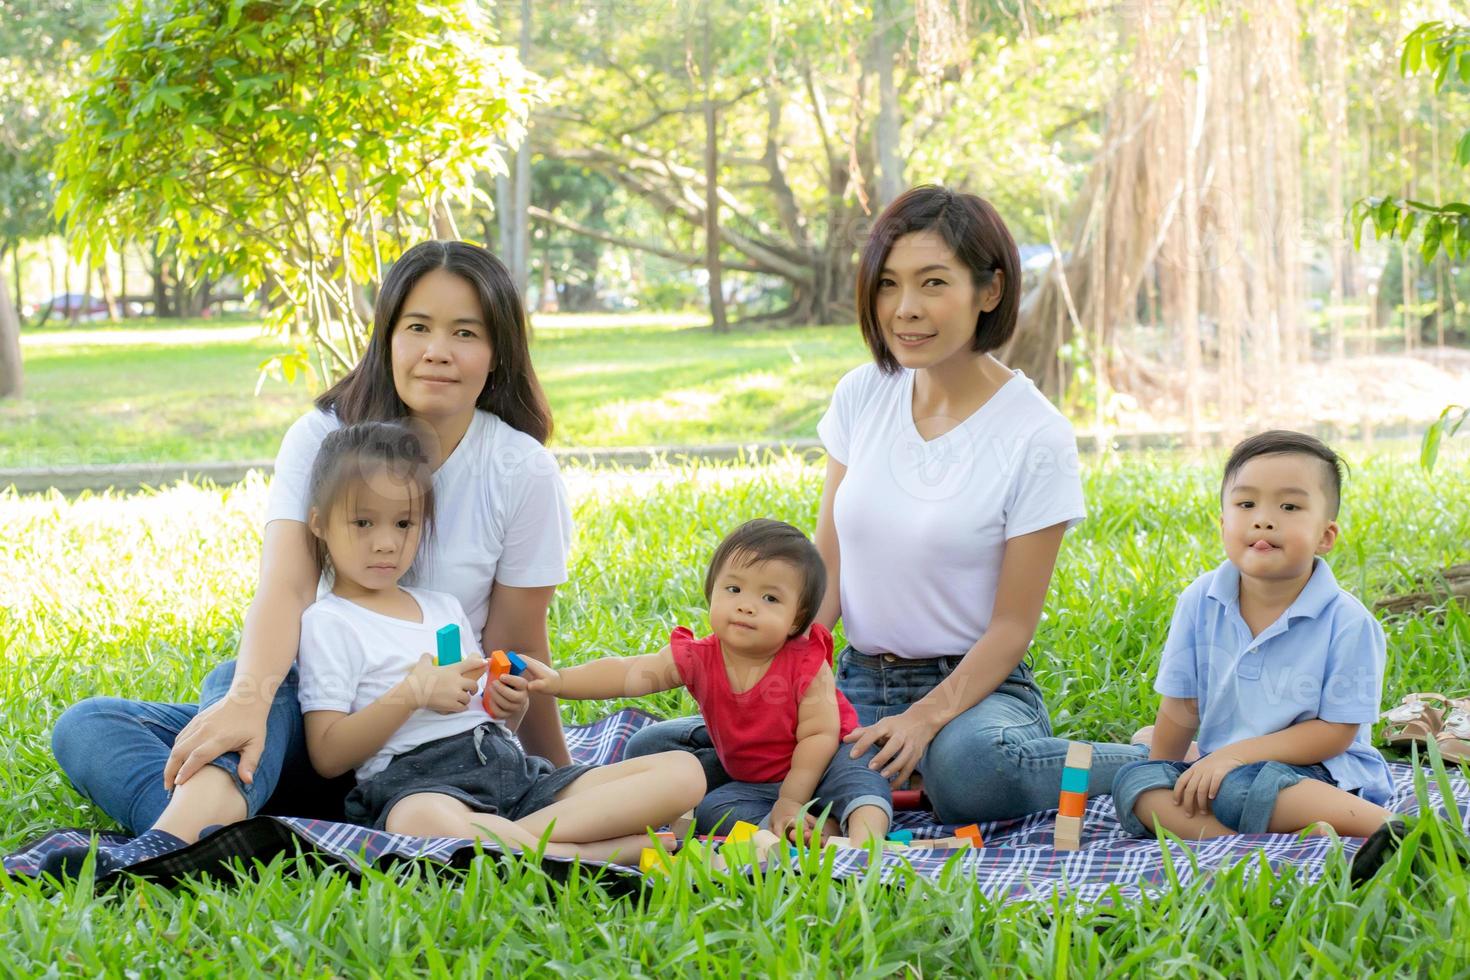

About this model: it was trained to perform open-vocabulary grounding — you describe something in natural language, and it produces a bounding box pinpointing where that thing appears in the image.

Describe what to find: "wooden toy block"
[922,836,975,850]
[752,829,783,862]
[725,821,760,845]
[504,650,527,675]
[955,823,984,847]
[670,810,695,836]
[886,829,914,844]
[1058,790,1087,819]
[1064,742,1094,770]
[1054,814,1083,850]
[824,837,852,850]
[882,840,911,851]
[436,624,461,666]
[1054,741,1093,849]
[488,649,512,680]
[1060,766,1090,794]
[639,848,668,874]
[891,789,924,810]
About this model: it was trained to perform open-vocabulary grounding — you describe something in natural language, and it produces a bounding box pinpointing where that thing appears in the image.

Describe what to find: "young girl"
[295,420,703,862]
[525,519,893,847]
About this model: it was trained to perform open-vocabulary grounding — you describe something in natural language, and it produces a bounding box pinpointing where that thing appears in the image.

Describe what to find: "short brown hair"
[855,184,1022,373]
[703,519,827,635]
[1221,430,1347,518]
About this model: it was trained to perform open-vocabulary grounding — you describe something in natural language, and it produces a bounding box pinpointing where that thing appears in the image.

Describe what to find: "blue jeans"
[624,718,891,834]
[50,660,350,835]
[1112,758,1336,836]
[628,647,1149,825]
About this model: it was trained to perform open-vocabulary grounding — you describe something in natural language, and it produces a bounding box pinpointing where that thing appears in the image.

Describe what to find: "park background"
[2,0,1470,975]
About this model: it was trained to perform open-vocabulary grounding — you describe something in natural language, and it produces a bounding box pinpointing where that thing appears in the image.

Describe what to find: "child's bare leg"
[1132,788,1235,839]
[844,805,890,847]
[152,766,248,842]
[517,751,706,844]
[1265,781,1396,837]
[385,793,663,866]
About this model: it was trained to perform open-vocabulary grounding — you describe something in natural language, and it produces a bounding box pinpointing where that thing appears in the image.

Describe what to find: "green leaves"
[51,0,539,381]
[1360,19,1470,266]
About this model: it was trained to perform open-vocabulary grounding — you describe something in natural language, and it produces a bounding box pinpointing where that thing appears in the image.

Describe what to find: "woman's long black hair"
[316,241,553,444]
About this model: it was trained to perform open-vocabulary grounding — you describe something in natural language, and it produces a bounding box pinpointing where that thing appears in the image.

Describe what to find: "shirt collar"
[1205,556,1339,622]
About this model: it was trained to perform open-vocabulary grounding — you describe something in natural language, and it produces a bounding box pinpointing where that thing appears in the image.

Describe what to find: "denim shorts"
[693,741,893,835]
[1112,757,1336,836]
[344,723,591,830]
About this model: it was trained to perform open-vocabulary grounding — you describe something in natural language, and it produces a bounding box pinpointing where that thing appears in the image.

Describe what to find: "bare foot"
[1129,726,1202,763]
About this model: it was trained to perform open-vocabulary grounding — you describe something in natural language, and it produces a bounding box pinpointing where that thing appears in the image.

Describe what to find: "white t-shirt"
[296,588,499,780]
[265,408,574,636]
[817,363,1086,659]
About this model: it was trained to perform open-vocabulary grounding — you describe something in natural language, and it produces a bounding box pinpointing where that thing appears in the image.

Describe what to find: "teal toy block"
[436,624,461,666]
[886,829,914,844]
[1060,767,1089,794]
[505,650,528,675]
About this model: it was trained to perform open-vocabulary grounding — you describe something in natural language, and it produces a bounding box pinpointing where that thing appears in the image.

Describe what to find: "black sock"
[39,829,188,880]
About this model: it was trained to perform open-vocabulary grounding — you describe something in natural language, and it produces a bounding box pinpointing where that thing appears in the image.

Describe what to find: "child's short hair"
[1221,430,1347,518]
[307,421,436,573]
[703,519,827,635]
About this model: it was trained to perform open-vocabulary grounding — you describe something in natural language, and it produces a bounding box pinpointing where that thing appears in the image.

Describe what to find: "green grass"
[2,450,1469,974]
[0,314,871,468]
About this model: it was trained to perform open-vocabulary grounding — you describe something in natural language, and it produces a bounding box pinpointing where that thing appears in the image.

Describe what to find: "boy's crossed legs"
[1118,758,1393,839]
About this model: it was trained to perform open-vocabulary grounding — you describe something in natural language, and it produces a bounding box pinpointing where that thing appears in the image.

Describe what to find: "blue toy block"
[1060,767,1089,795]
[436,624,461,666]
[886,829,914,844]
[505,650,528,676]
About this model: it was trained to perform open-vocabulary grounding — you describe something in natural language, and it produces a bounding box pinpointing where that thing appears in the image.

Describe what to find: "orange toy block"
[955,823,984,847]
[1058,790,1087,819]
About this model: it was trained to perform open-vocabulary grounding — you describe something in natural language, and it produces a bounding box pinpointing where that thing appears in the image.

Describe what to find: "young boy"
[1113,431,1394,839]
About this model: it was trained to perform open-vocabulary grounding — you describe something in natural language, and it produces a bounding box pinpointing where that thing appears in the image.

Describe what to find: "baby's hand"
[768,796,819,846]
[405,653,487,714]
[487,672,530,720]
[520,658,563,696]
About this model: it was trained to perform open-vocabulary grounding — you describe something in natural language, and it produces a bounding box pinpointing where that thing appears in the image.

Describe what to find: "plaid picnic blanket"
[7,708,1468,904]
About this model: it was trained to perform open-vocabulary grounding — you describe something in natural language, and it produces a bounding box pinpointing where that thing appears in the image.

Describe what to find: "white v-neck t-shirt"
[817,363,1085,659]
[265,408,574,637]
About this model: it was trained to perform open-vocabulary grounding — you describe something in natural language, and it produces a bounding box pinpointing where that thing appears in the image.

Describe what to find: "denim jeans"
[1112,758,1336,836]
[623,718,890,834]
[627,648,1148,825]
[50,660,351,835]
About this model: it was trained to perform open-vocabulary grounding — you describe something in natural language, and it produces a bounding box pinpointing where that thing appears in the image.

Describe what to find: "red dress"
[669,623,859,783]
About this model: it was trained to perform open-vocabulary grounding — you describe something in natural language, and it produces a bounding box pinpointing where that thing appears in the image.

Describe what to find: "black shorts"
[344,723,592,830]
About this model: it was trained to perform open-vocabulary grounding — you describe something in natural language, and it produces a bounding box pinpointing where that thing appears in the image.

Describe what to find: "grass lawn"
[2,450,1469,973]
[0,314,871,468]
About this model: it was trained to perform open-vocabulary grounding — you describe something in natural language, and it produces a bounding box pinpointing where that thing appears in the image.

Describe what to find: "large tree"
[54,0,535,381]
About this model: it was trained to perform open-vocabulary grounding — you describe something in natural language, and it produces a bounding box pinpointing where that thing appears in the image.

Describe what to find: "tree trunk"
[512,0,533,299]
[118,241,129,319]
[872,0,903,209]
[0,266,23,399]
[702,0,728,333]
[97,250,119,321]
[1324,6,1347,362]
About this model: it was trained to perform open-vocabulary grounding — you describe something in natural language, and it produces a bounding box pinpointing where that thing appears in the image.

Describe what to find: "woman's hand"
[403,654,488,714]
[164,696,270,790]
[843,707,943,790]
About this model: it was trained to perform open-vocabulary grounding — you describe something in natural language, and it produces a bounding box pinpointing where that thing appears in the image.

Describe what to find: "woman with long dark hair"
[48,241,578,871]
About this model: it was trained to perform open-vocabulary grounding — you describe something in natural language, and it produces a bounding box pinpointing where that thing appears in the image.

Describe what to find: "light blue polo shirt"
[1155,557,1392,805]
